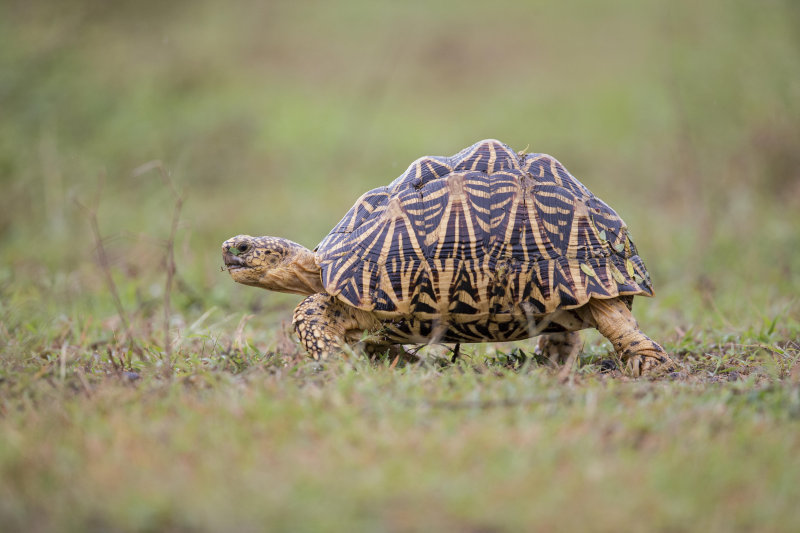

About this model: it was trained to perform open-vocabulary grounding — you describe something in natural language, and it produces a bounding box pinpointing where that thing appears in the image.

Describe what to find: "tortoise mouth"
[222,253,248,271]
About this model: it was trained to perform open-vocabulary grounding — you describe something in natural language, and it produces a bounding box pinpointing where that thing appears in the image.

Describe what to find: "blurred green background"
[1,0,799,337]
[2,2,800,531]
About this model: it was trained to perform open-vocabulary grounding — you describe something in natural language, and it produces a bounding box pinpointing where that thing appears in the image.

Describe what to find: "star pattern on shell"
[314,139,652,344]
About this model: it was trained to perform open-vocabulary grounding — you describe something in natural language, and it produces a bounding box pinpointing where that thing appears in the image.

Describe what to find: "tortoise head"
[221,235,324,295]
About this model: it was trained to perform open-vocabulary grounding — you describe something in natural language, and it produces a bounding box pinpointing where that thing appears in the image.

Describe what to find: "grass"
[2,341,799,531]
[2,0,800,530]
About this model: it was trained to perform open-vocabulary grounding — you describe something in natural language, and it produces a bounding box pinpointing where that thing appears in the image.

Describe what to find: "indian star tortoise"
[222,139,674,376]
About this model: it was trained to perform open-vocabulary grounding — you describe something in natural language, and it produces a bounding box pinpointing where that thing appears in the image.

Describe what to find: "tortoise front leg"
[581,298,675,376]
[293,293,396,360]
[537,332,583,366]
[292,293,356,360]
[537,332,583,381]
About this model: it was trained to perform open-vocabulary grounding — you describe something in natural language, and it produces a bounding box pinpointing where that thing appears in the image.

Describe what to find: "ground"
[1,0,799,531]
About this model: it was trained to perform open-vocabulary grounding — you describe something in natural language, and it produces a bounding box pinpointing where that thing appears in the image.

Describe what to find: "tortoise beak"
[222,248,246,269]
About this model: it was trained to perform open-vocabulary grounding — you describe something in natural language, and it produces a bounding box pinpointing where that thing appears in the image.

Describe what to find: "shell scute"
[451,139,519,174]
[388,156,453,192]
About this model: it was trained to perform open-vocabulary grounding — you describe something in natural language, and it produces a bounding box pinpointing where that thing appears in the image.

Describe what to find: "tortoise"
[222,139,673,375]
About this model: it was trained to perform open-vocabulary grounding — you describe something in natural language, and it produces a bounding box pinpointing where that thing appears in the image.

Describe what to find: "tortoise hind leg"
[581,298,675,376]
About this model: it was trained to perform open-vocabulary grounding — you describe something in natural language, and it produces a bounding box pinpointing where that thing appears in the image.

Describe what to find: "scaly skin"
[292,293,409,361]
[292,293,357,360]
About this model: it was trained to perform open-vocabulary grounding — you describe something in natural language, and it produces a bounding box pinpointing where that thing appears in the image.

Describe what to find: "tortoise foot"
[626,350,676,377]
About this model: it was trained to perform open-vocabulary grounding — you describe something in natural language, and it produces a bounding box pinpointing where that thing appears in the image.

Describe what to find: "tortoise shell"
[315,139,653,329]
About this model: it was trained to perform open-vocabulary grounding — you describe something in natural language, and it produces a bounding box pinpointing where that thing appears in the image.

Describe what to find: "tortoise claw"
[627,352,677,377]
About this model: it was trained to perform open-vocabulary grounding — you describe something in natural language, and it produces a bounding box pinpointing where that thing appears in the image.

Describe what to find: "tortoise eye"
[237,244,249,253]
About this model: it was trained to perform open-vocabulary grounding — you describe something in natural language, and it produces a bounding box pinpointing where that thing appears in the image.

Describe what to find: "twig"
[75,173,135,346]
[232,314,255,353]
[133,160,184,362]
[75,367,93,397]
[106,347,120,372]
[59,342,68,383]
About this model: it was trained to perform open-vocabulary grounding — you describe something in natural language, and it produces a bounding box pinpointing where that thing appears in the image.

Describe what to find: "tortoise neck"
[275,245,325,296]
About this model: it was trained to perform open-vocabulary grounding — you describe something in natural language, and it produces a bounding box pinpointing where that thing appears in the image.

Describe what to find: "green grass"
[2,0,800,530]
